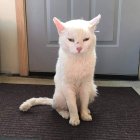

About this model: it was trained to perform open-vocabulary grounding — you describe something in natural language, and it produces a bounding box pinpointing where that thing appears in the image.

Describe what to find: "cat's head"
[53,15,101,54]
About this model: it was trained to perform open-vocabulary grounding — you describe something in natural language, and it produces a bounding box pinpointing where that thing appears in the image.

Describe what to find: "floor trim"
[29,72,138,81]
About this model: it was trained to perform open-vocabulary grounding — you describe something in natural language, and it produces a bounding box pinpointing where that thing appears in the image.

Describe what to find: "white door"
[26,0,140,76]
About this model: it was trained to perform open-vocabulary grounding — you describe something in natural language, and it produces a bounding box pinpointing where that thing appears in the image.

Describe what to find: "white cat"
[19,15,101,126]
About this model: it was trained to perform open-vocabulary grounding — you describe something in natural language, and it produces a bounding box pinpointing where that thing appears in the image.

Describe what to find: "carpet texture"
[0,84,139,140]
[0,136,40,140]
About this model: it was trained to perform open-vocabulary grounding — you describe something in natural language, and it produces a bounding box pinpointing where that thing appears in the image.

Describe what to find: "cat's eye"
[68,38,74,42]
[83,38,89,42]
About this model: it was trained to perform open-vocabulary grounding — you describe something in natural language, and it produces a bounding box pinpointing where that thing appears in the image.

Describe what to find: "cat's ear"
[53,17,65,33]
[89,14,101,30]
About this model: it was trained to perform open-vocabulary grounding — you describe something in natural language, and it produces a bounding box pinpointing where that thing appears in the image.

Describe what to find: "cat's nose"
[77,47,82,53]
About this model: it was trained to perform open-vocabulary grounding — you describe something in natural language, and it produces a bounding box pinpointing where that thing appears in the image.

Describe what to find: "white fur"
[19,15,101,126]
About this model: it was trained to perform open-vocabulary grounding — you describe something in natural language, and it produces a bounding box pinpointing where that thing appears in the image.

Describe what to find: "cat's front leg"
[79,82,97,121]
[63,85,80,126]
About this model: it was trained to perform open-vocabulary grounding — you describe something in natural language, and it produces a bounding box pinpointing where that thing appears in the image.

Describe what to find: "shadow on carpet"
[0,84,140,140]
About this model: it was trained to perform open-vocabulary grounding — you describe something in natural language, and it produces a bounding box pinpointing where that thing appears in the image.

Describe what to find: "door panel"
[93,0,116,41]
[26,0,140,75]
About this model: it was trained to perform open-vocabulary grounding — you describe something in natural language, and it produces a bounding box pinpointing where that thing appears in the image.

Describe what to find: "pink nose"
[77,47,82,53]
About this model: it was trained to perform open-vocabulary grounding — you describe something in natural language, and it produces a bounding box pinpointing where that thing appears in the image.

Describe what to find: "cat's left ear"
[53,17,65,34]
[89,14,101,30]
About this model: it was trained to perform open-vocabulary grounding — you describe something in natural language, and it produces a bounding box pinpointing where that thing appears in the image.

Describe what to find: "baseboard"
[29,72,138,80]
[29,72,55,79]
[95,74,138,80]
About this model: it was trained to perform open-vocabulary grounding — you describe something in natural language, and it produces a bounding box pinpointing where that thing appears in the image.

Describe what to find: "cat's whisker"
[94,30,100,33]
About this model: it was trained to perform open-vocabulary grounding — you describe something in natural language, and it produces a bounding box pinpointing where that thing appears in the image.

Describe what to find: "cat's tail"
[19,97,53,112]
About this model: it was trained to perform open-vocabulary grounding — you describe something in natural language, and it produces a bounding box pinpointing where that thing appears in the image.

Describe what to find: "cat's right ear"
[53,17,65,34]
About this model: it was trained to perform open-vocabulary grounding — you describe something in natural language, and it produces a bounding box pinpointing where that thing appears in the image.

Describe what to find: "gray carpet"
[0,84,140,140]
[0,136,40,140]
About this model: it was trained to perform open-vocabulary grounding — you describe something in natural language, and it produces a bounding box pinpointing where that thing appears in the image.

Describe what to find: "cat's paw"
[81,112,92,121]
[69,116,80,126]
[57,110,70,119]
[19,103,31,112]
[87,109,91,114]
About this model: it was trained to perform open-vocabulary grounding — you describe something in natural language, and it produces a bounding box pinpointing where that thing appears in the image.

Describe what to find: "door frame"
[15,0,29,76]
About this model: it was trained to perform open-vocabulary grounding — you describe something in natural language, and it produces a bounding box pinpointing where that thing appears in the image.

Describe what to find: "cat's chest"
[64,56,95,80]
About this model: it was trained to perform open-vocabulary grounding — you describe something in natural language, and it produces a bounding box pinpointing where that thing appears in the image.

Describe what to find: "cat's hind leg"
[56,109,70,119]
[52,89,70,119]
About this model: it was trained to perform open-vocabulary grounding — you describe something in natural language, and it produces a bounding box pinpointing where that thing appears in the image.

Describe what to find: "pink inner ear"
[90,14,101,26]
[53,17,65,33]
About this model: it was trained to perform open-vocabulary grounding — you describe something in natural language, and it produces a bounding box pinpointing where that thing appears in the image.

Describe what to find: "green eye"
[68,38,74,42]
[83,38,89,41]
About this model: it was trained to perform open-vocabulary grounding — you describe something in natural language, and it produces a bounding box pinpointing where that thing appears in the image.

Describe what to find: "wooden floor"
[0,75,140,95]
